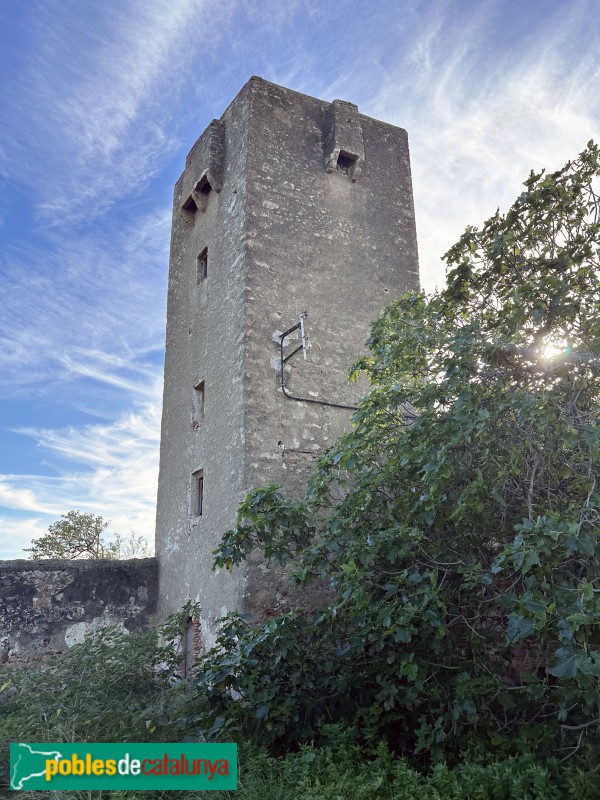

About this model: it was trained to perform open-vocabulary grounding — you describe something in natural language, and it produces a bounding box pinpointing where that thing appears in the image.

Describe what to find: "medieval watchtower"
[155,77,419,647]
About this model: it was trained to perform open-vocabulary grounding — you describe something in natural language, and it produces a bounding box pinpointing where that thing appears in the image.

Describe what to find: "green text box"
[10,742,237,791]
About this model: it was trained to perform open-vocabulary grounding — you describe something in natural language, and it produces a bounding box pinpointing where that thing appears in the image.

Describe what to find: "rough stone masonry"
[0,77,419,663]
[155,76,420,651]
[0,559,157,664]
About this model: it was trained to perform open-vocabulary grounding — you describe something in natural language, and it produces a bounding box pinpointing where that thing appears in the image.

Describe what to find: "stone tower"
[155,77,419,648]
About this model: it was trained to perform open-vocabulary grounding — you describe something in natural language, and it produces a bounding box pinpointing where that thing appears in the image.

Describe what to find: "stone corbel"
[324,99,364,181]
[182,119,225,213]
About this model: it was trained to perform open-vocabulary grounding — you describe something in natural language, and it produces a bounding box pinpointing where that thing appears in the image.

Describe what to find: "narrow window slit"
[192,381,205,427]
[197,247,208,284]
[190,470,204,517]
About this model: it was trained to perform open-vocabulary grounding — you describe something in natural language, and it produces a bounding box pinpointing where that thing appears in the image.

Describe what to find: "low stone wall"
[0,558,158,665]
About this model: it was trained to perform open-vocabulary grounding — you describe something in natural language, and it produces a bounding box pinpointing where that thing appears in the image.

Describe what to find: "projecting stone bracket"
[324,99,364,181]
[181,119,225,213]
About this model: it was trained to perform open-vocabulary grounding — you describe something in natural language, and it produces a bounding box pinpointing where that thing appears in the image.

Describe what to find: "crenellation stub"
[0,558,157,665]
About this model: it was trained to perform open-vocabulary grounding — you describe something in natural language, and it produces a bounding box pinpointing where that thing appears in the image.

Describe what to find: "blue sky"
[1,0,598,558]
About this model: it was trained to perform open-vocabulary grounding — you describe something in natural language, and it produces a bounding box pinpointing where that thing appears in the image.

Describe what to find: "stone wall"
[156,77,419,646]
[0,558,158,665]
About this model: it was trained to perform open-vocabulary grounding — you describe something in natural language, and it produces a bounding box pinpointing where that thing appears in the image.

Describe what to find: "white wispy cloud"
[3,371,162,557]
[0,0,223,558]
[60,352,155,397]
[2,0,598,562]
[0,483,56,516]
[362,0,600,290]
[0,207,170,395]
[0,516,49,560]
[4,0,226,221]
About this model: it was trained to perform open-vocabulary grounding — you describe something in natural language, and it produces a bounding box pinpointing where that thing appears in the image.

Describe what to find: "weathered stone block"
[0,558,158,664]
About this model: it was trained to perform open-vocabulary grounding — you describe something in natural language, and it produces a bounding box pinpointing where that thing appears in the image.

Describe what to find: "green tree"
[24,510,150,560]
[197,142,600,762]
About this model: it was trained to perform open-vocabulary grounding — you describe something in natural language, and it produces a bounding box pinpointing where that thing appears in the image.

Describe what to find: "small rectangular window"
[192,380,205,427]
[190,470,204,517]
[197,247,208,284]
[336,151,357,174]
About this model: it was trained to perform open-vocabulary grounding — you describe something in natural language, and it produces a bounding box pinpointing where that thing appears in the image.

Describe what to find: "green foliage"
[1,608,599,799]
[0,607,198,791]
[6,143,600,796]
[8,744,600,799]
[24,510,150,559]
[206,142,600,761]
[266,744,600,800]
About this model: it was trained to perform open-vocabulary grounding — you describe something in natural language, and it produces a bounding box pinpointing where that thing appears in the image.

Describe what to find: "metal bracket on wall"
[278,313,358,411]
